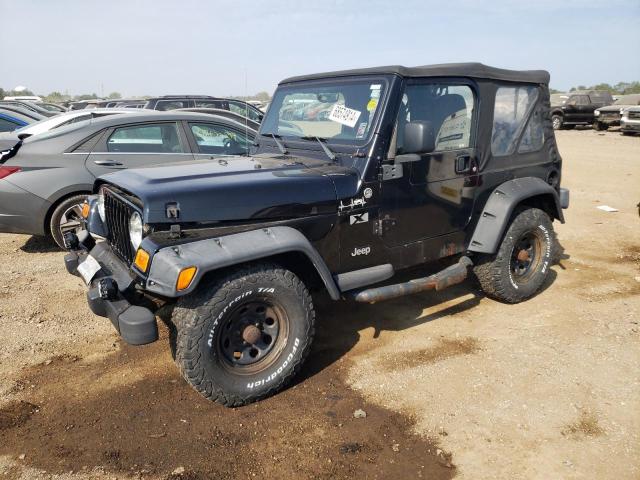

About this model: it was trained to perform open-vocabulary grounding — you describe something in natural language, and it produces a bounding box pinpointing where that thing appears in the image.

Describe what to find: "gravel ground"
[0,128,638,479]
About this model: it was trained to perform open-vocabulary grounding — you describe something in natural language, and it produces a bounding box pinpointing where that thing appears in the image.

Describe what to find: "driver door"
[379,81,478,248]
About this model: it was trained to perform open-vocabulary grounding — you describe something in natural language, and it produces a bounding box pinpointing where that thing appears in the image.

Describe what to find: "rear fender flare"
[145,226,341,300]
[468,177,563,254]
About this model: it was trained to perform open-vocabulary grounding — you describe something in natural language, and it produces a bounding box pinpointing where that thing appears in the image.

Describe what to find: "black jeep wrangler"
[65,63,569,406]
[550,90,613,130]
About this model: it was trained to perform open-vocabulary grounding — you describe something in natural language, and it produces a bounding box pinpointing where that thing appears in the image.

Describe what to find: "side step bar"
[353,256,473,304]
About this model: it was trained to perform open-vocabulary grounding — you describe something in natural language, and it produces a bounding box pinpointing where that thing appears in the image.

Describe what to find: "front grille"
[629,111,640,120]
[103,187,140,264]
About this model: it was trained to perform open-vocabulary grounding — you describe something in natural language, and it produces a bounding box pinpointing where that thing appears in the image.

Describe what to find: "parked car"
[550,90,613,129]
[177,108,261,131]
[64,62,569,407]
[0,108,147,151]
[593,94,640,130]
[620,106,640,135]
[0,106,46,133]
[0,112,256,248]
[0,108,35,132]
[0,100,58,117]
[144,95,264,123]
[68,100,103,110]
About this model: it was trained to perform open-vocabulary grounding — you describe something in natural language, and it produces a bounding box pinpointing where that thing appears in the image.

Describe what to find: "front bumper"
[65,234,158,345]
[621,118,640,132]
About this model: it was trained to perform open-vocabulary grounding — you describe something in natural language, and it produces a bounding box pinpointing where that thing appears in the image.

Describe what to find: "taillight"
[0,166,21,180]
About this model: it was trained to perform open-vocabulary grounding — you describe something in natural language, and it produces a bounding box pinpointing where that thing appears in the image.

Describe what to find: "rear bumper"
[65,236,158,345]
[0,179,50,235]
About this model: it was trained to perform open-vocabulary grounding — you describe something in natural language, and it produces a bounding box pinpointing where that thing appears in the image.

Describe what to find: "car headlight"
[129,211,143,250]
[594,110,600,116]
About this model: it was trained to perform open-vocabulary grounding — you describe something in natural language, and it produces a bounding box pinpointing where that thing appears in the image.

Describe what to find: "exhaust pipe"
[353,256,473,304]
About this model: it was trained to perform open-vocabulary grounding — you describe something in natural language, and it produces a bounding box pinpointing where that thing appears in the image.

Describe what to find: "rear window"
[155,100,189,111]
[491,86,539,156]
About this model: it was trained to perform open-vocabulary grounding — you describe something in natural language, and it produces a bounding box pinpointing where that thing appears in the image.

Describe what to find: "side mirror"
[401,121,435,155]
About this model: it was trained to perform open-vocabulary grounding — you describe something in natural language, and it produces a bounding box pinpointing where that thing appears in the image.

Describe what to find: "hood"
[100,154,354,224]
[597,105,629,113]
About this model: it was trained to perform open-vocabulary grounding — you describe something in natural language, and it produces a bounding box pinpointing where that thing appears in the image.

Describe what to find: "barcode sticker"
[328,104,361,128]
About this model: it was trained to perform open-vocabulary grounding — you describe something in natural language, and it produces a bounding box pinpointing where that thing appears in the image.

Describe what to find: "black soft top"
[281,62,549,85]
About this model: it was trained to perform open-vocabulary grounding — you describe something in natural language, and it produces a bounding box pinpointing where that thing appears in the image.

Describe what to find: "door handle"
[455,155,471,173]
[93,159,124,167]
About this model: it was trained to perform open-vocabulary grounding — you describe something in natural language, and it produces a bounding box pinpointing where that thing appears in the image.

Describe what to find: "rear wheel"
[473,207,556,303]
[49,194,89,249]
[172,263,315,407]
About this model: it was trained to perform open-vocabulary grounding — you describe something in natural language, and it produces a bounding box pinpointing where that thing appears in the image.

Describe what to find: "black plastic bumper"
[65,240,158,345]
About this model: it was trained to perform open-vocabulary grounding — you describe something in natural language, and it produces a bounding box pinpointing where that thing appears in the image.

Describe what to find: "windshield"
[260,77,388,144]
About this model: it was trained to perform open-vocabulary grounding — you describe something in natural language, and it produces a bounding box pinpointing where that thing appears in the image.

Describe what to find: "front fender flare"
[468,177,564,254]
[144,226,341,300]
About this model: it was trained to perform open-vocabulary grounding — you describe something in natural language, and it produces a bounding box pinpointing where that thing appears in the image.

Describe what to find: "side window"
[491,86,539,156]
[518,106,544,153]
[155,100,188,111]
[229,101,261,122]
[396,84,475,154]
[107,123,183,153]
[195,100,225,109]
[189,123,251,155]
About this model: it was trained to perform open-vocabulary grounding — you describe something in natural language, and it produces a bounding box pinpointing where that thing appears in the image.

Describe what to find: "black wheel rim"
[216,299,289,374]
[510,231,543,285]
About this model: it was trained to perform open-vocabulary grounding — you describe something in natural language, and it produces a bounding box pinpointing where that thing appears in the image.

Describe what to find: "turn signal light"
[0,166,21,180]
[134,248,150,272]
[176,266,197,291]
[81,202,90,218]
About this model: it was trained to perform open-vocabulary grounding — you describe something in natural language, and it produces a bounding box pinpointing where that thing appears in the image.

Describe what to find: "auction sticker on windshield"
[329,104,361,128]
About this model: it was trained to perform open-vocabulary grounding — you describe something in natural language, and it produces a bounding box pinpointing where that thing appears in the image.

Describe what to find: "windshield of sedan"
[260,78,387,143]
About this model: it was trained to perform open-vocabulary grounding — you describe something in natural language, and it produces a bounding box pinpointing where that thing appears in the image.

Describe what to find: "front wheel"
[473,207,557,303]
[49,194,89,249]
[172,263,315,407]
[552,114,563,130]
[593,121,607,131]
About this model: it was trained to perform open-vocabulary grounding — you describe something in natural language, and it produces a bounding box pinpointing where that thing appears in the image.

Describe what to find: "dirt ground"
[0,128,638,479]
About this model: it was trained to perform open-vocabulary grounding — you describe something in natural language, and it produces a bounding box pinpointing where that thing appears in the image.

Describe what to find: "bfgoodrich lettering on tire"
[473,207,557,303]
[172,263,315,407]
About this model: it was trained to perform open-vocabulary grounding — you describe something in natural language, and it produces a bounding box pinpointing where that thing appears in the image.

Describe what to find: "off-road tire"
[552,114,563,130]
[473,207,556,304]
[49,194,89,249]
[172,263,315,407]
[593,121,607,131]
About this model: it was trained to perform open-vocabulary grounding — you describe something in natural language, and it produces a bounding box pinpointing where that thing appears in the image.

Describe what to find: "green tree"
[0,87,4,100]
[107,91,122,99]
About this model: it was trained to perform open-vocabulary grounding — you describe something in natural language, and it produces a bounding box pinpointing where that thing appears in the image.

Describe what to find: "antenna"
[244,68,249,155]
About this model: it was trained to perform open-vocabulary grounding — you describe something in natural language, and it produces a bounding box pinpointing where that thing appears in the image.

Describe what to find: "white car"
[4,108,147,138]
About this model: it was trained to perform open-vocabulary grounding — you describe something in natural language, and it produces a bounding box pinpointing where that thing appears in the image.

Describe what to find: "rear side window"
[155,100,189,111]
[189,122,251,155]
[228,101,262,122]
[491,86,539,156]
[195,100,226,109]
[518,106,544,153]
[107,123,183,153]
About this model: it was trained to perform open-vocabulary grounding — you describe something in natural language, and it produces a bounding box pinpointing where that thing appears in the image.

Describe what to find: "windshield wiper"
[262,132,288,155]
[300,136,336,161]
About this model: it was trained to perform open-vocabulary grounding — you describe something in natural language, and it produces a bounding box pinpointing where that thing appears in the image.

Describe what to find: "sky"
[1,0,639,97]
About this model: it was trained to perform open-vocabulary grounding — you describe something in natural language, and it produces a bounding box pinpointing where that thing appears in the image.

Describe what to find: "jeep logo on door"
[351,246,371,257]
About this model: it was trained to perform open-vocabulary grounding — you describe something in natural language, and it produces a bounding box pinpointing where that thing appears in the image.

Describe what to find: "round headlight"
[594,110,600,116]
[129,211,143,250]
[97,192,106,222]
